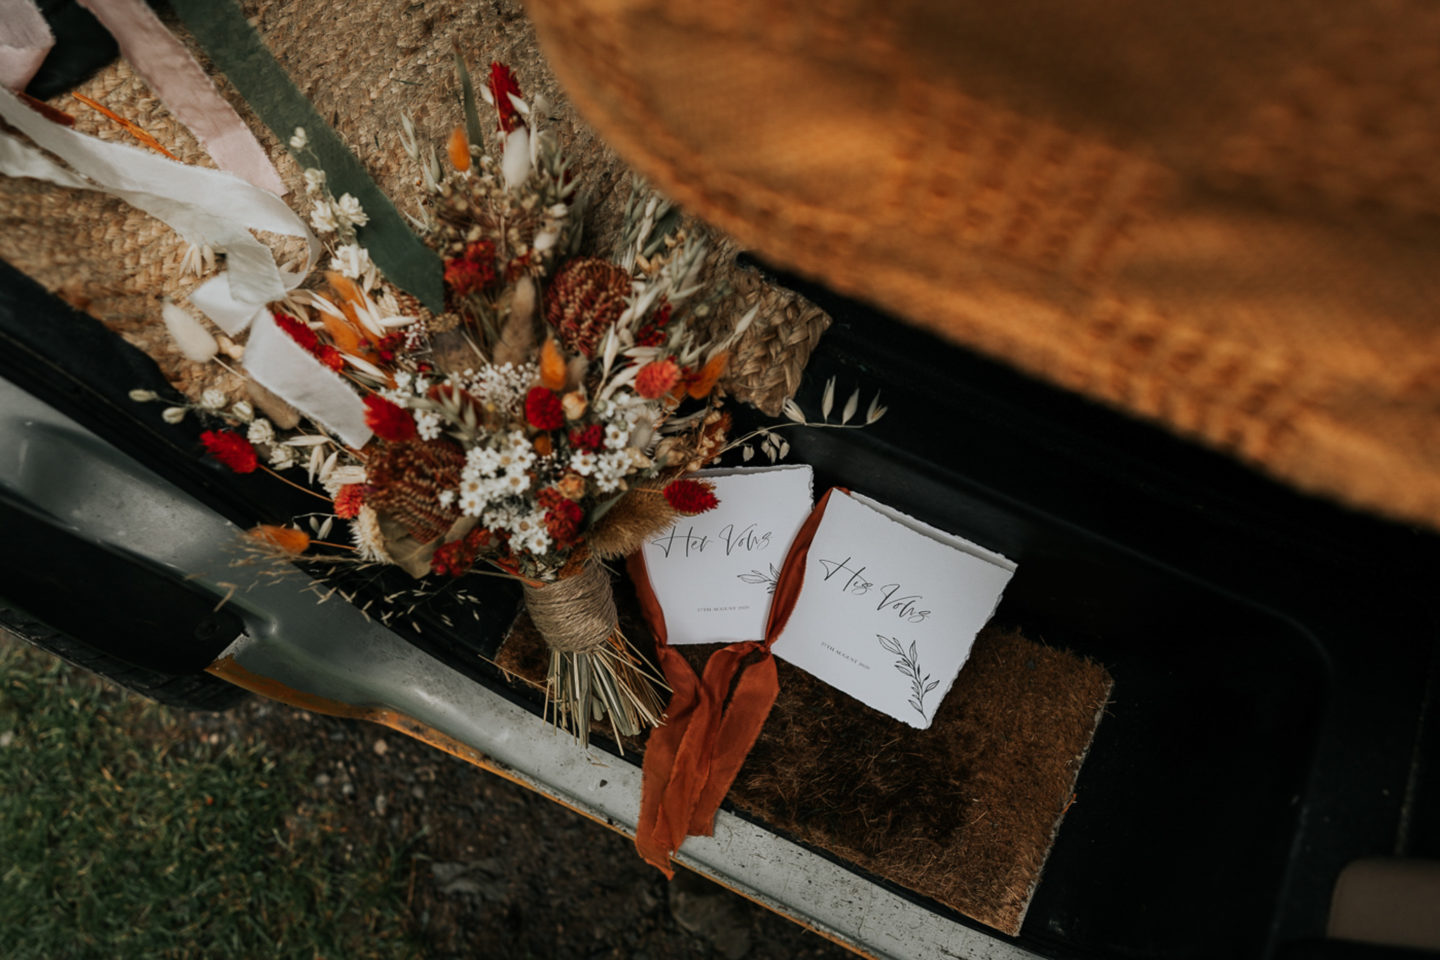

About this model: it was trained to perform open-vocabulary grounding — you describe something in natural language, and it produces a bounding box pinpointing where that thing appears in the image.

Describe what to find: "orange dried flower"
[636,358,681,399]
[248,524,311,554]
[446,125,471,172]
[539,337,567,391]
[685,350,729,400]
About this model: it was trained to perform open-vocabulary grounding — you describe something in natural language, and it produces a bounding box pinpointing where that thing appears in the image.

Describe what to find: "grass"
[0,637,424,960]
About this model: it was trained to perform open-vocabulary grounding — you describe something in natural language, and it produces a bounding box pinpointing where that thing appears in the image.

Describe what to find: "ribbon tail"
[688,653,779,836]
[75,0,287,196]
[636,643,704,877]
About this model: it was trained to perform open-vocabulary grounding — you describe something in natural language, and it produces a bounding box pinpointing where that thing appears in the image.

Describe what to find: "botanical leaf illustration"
[736,563,781,594]
[876,634,937,721]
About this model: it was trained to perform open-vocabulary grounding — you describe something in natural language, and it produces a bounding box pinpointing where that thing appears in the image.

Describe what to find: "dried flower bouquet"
[142,61,756,745]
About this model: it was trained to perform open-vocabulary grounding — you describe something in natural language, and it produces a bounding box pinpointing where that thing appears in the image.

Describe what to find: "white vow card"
[771,490,1016,729]
[640,465,814,645]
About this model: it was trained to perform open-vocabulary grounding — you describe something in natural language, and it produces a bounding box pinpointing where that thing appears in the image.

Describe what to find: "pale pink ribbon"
[76,0,286,196]
[0,0,285,196]
[0,0,53,93]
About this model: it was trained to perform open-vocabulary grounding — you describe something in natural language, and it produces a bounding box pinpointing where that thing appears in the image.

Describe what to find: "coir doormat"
[500,615,1112,936]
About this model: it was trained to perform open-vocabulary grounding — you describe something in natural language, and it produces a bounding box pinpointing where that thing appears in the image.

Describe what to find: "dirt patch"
[186,696,853,959]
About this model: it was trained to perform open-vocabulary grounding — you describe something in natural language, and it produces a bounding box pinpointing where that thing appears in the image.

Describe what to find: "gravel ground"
[187,695,856,960]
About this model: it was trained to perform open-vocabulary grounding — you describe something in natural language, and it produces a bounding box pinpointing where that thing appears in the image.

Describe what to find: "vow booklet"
[770,490,1016,729]
[640,465,814,646]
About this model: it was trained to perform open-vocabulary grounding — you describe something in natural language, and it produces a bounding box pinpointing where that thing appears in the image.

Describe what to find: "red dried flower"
[430,537,476,578]
[525,387,564,430]
[664,478,719,514]
[489,62,525,134]
[635,302,673,347]
[536,486,568,511]
[363,394,417,442]
[272,311,320,354]
[544,498,585,546]
[317,345,346,372]
[568,424,604,452]
[374,333,404,364]
[333,483,365,519]
[635,358,681,399]
[444,240,498,297]
[200,429,258,474]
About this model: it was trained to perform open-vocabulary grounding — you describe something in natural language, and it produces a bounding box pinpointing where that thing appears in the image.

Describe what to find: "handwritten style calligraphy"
[816,556,931,623]
[650,522,775,560]
[649,525,710,559]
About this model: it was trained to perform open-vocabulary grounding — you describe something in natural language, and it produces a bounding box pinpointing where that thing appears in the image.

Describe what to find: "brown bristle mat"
[499,603,1112,936]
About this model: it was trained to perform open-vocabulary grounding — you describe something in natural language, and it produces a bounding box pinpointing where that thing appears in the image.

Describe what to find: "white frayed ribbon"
[244,311,370,447]
[0,84,372,447]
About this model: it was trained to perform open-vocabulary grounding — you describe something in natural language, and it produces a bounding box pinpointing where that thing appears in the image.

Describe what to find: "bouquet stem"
[524,561,666,748]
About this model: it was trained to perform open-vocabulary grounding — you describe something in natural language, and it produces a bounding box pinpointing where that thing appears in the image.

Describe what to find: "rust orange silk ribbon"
[627,487,839,875]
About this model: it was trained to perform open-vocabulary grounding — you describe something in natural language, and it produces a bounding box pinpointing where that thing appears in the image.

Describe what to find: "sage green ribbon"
[167,0,444,313]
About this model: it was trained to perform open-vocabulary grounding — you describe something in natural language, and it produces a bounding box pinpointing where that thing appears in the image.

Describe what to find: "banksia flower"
[543,257,631,358]
[365,438,465,543]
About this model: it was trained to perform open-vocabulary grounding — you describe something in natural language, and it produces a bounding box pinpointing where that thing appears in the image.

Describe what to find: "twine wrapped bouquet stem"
[524,560,666,747]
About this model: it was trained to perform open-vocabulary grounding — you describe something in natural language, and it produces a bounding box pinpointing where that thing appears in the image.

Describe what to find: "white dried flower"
[329,243,371,279]
[128,389,157,403]
[303,167,326,195]
[322,464,367,497]
[415,410,442,441]
[310,202,339,234]
[335,193,368,228]
[350,505,392,563]
[246,418,275,446]
[230,400,254,422]
[289,127,309,150]
[269,444,298,469]
[200,388,227,411]
[161,406,187,424]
